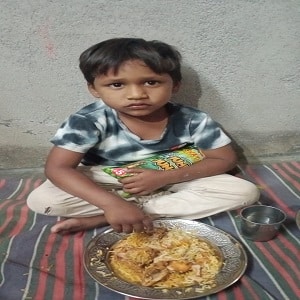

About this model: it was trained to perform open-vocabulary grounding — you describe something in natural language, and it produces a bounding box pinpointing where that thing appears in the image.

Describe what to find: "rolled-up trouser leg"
[142,174,260,219]
[27,167,259,219]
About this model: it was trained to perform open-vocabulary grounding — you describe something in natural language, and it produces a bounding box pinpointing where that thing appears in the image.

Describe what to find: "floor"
[0,155,299,300]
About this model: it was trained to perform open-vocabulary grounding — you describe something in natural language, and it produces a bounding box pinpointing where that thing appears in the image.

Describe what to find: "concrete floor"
[0,146,49,169]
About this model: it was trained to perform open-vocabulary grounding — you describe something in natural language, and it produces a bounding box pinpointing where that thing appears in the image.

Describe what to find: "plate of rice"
[84,219,247,299]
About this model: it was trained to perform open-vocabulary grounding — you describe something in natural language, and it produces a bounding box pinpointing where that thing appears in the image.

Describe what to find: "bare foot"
[51,215,108,234]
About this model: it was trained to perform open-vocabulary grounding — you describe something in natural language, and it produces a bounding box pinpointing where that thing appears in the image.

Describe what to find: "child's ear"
[172,82,181,93]
[87,84,101,98]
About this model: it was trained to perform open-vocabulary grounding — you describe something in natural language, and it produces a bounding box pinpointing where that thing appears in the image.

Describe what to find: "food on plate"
[108,227,223,289]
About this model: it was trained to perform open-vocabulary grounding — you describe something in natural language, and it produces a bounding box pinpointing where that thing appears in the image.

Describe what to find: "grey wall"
[1,0,299,167]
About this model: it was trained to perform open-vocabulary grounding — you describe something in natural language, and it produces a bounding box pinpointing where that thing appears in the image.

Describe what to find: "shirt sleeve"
[50,113,100,153]
[190,112,231,150]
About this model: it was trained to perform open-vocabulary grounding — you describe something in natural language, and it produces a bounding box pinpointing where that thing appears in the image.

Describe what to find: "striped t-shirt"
[51,101,231,166]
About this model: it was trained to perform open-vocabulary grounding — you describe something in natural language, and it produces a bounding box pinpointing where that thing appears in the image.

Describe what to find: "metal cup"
[239,205,286,241]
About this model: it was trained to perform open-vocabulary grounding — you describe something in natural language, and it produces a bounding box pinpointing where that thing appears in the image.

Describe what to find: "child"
[27,38,259,234]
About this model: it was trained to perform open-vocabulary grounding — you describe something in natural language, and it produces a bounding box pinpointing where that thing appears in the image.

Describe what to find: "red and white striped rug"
[0,162,299,300]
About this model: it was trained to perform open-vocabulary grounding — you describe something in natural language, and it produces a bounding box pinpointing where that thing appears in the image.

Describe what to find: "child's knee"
[240,181,260,206]
[27,188,45,214]
[27,187,57,216]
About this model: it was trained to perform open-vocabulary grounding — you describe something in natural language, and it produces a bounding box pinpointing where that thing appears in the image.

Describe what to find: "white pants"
[27,166,260,220]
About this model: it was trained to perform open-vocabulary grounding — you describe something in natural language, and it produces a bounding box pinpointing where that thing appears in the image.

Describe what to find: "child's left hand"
[119,168,167,195]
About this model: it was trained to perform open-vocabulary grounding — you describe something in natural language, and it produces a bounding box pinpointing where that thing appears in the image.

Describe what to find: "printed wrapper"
[102,146,205,179]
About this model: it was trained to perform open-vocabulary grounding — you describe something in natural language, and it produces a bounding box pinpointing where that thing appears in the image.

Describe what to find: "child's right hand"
[102,199,153,234]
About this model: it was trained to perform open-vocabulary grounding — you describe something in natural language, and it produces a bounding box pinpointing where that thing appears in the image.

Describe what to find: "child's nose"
[127,85,147,99]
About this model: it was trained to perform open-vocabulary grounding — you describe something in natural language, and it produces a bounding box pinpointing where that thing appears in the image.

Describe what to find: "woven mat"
[0,162,299,300]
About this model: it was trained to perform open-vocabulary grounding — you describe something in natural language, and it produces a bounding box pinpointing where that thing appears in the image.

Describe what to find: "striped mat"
[0,162,299,300]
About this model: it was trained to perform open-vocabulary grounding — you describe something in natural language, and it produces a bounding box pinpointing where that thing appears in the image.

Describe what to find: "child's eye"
[145,80,159,86]
[109,82,123,88]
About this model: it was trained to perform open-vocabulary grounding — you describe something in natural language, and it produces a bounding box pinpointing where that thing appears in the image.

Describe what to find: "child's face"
[88,59,180,119]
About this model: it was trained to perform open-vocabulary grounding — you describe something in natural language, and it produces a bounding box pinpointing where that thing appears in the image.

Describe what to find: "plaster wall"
[1,0,299,167]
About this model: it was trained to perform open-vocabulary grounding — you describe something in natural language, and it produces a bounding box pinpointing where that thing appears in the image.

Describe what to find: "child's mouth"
[127,103,150,109]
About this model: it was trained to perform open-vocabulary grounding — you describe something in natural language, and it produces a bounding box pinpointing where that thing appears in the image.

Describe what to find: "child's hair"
[79,38,182,85]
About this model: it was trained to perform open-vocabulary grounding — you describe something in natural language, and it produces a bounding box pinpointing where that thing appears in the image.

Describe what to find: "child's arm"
[45,146,153,233]
[120,144,237,195]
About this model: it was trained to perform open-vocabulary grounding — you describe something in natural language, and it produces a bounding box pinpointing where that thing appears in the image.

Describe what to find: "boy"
[27,38,259,234]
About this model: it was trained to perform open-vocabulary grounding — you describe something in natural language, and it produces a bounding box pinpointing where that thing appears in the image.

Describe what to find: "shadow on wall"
[173,65,202,108]
[173,64,248,163]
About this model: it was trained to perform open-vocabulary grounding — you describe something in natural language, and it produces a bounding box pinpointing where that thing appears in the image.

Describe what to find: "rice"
[109,227,222,289]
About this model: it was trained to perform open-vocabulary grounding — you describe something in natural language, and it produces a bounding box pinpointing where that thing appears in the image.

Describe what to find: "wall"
[1,0,299,168]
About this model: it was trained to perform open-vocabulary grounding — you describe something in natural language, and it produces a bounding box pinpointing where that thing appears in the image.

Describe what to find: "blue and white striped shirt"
[51,101,231,166]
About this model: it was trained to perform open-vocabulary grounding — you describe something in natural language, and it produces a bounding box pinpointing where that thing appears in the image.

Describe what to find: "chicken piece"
[191,264,201,276]
[110,257,144,284]
[142,261,169,286]
[127,248,156,265]
[167,260,191,273]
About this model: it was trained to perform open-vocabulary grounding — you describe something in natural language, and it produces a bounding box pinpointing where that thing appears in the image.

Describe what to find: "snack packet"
[103,146,205,179]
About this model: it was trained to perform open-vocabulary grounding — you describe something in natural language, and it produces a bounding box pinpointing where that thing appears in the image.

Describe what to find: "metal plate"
[84,219,247,299]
